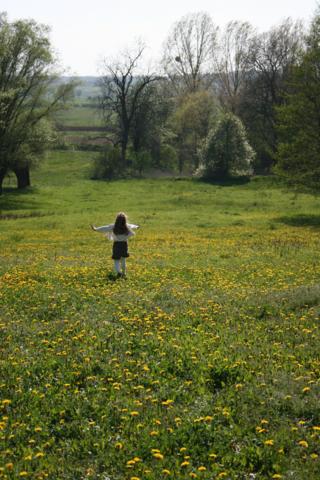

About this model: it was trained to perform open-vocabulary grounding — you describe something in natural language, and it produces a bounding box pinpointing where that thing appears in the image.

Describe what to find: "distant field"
[0,151,320,479]
[54,106,104,128]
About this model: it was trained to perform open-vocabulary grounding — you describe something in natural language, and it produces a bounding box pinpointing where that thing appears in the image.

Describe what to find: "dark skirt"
[112,241,129,260]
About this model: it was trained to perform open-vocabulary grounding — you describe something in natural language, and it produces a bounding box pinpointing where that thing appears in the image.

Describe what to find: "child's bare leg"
[120,257,126,275]
[114,260,121,274]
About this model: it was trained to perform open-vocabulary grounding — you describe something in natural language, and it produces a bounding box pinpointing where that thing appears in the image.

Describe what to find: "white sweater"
[94,223,139,241]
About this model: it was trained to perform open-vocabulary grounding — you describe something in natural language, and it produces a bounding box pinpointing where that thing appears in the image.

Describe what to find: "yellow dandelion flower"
[302,387,311,393]
[298,440,308,448]
[198,466,206,471]
[162,469,171,475]
[264,439,274,446]
[153,452,164,460]
[19,473,28,477]
[162,399,174,406]
[115,442,123,449]
[272,475,282,479]
[181,461,190,467]
[5,463,13,470]
[310,453,318,459]
[35,452,45,458]
[130,411,139,416]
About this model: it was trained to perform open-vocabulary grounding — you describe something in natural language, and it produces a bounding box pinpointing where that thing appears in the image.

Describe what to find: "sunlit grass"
[0,151,319,479]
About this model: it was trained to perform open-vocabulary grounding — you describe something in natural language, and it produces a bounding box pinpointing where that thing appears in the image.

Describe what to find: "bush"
[131,150,152,176]
[91,145,122,180]
[198,113,255,180]
[158,144,178,171]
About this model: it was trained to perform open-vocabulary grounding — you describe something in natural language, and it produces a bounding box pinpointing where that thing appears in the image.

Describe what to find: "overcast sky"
[1,0,318,75]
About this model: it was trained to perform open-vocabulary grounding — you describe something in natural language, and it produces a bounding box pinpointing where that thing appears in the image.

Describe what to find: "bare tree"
[247,18,304,105]
[214,21,255,113]
[99,45,158,166]
[162,12,218,94]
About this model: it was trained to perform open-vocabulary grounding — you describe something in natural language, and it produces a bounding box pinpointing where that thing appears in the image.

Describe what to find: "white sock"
[114,260,121,274]
[121,257,126,275]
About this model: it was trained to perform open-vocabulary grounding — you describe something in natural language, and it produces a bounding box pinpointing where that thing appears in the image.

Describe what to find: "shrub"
[91,145,122,180]
[131,150,152,176]
[198,113,255,180]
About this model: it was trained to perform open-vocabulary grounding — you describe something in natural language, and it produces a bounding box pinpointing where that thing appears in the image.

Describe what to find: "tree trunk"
[13,165,31,189]
[121,130,129,168]
[0,166,7,195]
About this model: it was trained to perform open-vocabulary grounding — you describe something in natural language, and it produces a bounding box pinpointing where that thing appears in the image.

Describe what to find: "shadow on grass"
[0,187,39,212]
[276,214,320,228]
[106,272,126,282]
[197,175,251,187]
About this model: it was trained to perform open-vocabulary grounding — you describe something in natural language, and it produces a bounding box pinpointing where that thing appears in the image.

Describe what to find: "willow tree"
[0,13,75,193]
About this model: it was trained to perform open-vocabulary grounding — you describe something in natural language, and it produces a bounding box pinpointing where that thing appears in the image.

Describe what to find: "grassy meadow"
[0,151,320,479]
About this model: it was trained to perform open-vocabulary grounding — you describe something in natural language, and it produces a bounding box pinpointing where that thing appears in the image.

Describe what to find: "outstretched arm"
[128,223,140,229]
[90,224,114,233]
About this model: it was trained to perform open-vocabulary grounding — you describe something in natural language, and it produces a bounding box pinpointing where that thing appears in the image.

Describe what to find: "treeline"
[94,10,320,190]
[0,8,320,193]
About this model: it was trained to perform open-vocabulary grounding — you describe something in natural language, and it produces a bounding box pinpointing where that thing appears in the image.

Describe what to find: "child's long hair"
[113,212,131,235]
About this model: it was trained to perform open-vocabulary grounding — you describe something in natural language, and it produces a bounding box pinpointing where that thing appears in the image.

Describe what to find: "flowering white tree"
[199,113,255,180]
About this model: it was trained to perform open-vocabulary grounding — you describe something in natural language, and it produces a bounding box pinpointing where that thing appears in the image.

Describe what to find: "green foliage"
[158,144,178,171]
[198,113,255,180]
[275,12,320,191]
[169,90,218,172]
[11,120,57,169]
[91,145,122,180]
[131,149,152,176]
[0,13,75,189]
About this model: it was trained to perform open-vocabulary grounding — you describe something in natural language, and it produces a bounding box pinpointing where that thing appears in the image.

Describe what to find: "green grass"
[54,106,103,128]
[0,151,320,479]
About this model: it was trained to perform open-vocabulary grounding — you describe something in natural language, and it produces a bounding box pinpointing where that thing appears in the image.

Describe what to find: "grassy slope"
[0,151,320,480]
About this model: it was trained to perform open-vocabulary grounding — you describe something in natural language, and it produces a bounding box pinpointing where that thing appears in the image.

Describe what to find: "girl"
[91,212,139,277]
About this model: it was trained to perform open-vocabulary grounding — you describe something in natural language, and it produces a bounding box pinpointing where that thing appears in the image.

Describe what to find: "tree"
[169,90,218,172]
[239,18,304,172]
[214,21,255,114]
[162,12,217,94]
[129,78,177,171]
[275,11,320,190]
[198,113,254,180]
[99,45,158,168]
[0,13,75,193]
